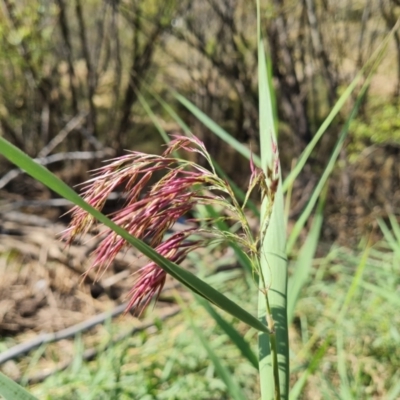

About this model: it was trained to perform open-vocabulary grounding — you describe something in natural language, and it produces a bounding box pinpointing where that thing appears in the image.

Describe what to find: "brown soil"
[0,211,146,336]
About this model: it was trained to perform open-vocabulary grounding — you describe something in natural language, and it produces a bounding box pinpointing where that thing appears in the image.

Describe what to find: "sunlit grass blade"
[292,244,370,399]
[136,90,170,144]
[282,22,398,193]
[172,91,262,167]
[289,337,331,400]
[377,218,400,258]
[388,214,400,245]
[387,375,400,400]
[143,85,192,135]
[337,331,353,399]
[0,372,38,400]
[286,80,370,254]
[71,334,84,375]
[287,186,326,323]
[335,245,370,399]
[265,49,278,135]
[257,0,289,397]
[0,137,269,333]
[338,244,370,319]
[282,76,361,194]
[20,344,47,387]
[359,281,400,306]
[189,321,247,400]
[196,296,258,370]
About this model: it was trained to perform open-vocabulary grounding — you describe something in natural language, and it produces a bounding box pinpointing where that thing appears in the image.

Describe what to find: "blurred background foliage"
[0,0,399,244]
[1,1,400,399]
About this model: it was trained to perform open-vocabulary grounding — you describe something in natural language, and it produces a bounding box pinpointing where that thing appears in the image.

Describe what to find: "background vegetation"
[0,0,399,398]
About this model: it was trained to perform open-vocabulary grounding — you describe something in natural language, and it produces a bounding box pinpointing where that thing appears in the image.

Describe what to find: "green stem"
[257,0,289,393]
[265,293,280,400]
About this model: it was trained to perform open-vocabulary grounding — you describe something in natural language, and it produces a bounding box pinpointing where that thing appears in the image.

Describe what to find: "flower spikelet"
[62,134,280,314]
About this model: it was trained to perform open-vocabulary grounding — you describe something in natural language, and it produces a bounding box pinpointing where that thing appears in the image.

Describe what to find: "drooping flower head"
[62,135,279,314]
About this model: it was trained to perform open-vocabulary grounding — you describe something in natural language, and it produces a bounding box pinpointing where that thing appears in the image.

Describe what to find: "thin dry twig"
[15,306,180,385]
[37,112,88,158]
[0,302,180,366]
[0,150,114,190]
[0,303,127,365]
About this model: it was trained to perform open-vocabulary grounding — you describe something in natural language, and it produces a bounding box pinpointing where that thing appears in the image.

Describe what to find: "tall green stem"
[258,193,289,399]
[257,0,289,398]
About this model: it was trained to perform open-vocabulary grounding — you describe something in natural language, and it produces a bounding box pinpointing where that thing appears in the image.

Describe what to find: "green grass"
[0,5,399,400]
[290,239,400,399]
[0,233,394,399]
[27,270,260,400]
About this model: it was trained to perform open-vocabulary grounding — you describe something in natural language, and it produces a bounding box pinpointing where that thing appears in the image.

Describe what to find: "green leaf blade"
[197,296,259,370]
[0,372,38,400]
[0,137,269,334]
[173,91,262,167]
[257,1,289,398]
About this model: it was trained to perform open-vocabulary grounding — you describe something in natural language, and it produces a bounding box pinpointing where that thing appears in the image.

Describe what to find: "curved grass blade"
[282,22,398,193]
[173,91,262,167]
[190,321,247,400]
[143,85,192,135]
[287,186,326,323]
[282,74,362,194]
[0,372,38,400]
[0,137,269,334]
[360,281,400,306]
[337,331,353,399]
[136,90,170,144]
[388,214,400,245]
[377,218,400,258]
[334,245,371,399]
[286,79,370,254]
[289,337,331,400]
[196,296,258,370]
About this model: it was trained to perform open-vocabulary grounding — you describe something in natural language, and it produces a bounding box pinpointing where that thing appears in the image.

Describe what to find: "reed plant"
[0,3,397,399]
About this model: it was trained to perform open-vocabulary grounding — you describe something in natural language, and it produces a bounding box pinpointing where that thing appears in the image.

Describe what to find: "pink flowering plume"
[62,135,279,315]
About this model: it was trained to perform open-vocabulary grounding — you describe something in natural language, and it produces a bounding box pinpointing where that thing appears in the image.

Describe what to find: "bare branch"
[75,0,98,136]
[56,0,79,114]
[37,112,88,158]
[0,150,114,190]
[0,304,180,367]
